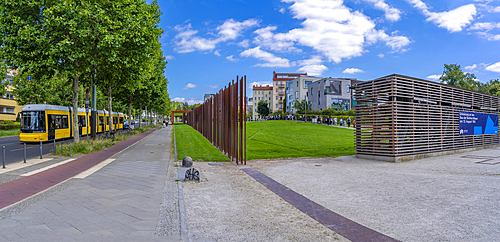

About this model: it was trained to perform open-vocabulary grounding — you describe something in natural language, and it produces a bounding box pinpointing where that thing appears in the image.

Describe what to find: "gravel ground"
[182,162,348,242]
[248,148,500,242]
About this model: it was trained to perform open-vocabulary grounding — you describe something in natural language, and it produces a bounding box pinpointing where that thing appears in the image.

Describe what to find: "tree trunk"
[128,96,132,129]
[73,75,80,142]
[139,104,142,128]
[108,86,113,133]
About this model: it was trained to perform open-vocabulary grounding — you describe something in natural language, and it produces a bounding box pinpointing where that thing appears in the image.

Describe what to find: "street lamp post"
[304,94,307,122]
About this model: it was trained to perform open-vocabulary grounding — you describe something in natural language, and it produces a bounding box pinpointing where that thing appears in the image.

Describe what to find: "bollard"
[2,146,5,169]
[53,139,56,155]
[23,143,26,163]
[69,143,72,156]
[40,140,42,159]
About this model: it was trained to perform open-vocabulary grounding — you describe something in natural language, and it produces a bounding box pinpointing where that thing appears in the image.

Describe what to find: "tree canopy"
[257,100,270,117]
[0,0,169,141]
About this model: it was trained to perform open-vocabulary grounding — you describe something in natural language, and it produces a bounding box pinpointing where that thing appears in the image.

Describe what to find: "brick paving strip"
[0,127,160,209]
[241,167,400,242]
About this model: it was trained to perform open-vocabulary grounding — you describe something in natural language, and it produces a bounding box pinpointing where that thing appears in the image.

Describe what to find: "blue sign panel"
[459,111,498,136]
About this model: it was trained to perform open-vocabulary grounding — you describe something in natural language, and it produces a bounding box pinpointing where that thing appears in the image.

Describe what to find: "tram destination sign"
[459,111,498,136]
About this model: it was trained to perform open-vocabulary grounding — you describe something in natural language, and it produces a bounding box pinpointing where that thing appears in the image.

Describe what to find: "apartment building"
[272,72,307,112]
[252,85,272,120]
[0,69,23,121]
[307,78,362,111]
[285,76,322,113]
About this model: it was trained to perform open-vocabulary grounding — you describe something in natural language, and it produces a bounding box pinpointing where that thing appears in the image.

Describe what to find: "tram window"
[78,116,86,127]
[21,111,45,132]
[119,117,124,124]
[52,115,69,129]
[113,117,118,124]
[99,116,104,125]
[61,115,68,128]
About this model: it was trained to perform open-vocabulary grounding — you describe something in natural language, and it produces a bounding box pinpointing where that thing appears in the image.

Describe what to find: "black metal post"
[24,143,26,163]
[40,140,42,159]
[2,146,5,168]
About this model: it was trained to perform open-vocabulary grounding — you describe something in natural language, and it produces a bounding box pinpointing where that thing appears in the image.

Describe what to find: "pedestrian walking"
[347,117,351,128]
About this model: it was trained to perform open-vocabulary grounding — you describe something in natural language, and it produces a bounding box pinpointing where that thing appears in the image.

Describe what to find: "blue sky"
[155,0,500,104]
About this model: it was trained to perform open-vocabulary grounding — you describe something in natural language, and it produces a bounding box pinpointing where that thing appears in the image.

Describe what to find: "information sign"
[459,111,498,136]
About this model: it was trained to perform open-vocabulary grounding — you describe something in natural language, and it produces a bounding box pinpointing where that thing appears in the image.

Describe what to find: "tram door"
[47,115,56,140]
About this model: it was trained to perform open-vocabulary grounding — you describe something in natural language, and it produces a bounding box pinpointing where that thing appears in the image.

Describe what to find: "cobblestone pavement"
[0,126,183,241]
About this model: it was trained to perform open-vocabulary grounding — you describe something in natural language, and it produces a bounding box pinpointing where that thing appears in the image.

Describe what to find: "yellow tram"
[19,104,124,142]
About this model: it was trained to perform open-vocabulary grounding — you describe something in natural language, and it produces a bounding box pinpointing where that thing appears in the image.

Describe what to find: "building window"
[326,86,330,93]
[276,104,278,108]
[265,94,267,98]
[276,89,278,93]
[295,91,298,99]
[276,96,278,100]
[297,81,298,87]
[347,85,350,93]
[269,97,271,101]
[318,91,320,105]
[304,81,312,88]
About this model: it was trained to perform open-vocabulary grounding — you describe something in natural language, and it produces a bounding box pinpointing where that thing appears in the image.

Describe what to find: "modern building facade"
[252,85,272,120]
[285,76,322,113]
[307,78,359,111]
[272,72,307,113]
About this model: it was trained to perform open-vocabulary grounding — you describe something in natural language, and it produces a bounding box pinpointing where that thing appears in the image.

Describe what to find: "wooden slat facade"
[353,74,500,157]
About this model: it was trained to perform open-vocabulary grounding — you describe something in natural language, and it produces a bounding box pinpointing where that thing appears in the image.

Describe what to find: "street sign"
[28,76,31,81]
[86,88,89,94]
[86,93,89,100]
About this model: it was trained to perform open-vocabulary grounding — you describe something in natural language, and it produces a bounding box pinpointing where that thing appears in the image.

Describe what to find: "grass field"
[247,120,354,160]
[174,120,354,161]
[174,124,230,162]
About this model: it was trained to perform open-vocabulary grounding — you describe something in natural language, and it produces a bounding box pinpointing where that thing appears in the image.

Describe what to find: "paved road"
[0,136,63,166]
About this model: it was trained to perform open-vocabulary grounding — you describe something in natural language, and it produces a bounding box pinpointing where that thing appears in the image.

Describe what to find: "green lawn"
[246,120,354,160]
[174,121,354,161]
[174,124,230,162]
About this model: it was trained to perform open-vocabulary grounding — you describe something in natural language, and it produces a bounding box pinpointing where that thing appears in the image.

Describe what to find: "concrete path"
[0,126,183,241]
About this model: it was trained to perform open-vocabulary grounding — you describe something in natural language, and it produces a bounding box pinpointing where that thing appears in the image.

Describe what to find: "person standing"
[347,117,351,128]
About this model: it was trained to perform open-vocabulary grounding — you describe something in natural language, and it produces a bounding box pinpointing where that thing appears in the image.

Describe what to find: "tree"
[292,99,310,113]
[439,64,478,91]
[257,100,270,117]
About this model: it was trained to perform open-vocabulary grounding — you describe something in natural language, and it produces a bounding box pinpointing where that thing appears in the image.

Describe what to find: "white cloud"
[297,56,328,76]
[464,64,477,70]
[378,54,385,58]
[216,19,260,41]
[427,74,441,80]
[214,50,221,56]
[208,84,220,89]
[226,55,238,62]
[485,62,500,73]
[240,47,293,67]
[187,97,203,105]
[343,68,365,74]
[279,8,286,13]
[362,0,402,22]
[487,5,500,13]
[469,22,500,41]
[469,22,500,31]
[183,83,197,89]
[249,81,273,89]
[276,0,410,64]
[165,55,175,60]
[173,19,259,53]
[172,97,185,102]
[237,39,250,48]
[253,26,301,52]
[407,0,477,32]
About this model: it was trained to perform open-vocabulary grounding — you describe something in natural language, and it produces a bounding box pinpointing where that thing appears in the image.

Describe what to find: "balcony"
[278,91,285,96]
[278,83,285,88]
[278,100,283,104]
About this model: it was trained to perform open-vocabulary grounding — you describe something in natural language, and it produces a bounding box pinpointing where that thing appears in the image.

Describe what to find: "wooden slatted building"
[353,74,500,162]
